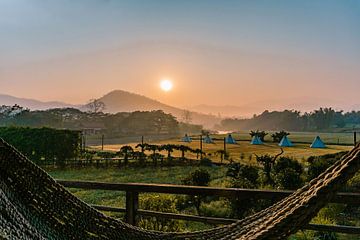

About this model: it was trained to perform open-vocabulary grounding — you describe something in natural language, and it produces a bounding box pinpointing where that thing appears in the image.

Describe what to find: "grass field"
[48,165,228,214]
[91,133,352,164]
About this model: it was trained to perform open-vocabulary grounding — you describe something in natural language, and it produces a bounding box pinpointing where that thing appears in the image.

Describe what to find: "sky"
[0,0,359,113]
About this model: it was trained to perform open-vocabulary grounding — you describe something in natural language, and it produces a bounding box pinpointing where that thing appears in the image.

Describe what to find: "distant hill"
[97,90,221,128]
[0,91,221,128]
[0,94,77,110]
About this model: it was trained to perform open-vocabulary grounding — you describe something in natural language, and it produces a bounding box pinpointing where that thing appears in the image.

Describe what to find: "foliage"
[85,99,106,113]
[181,169,211,214]
[255,149,284,186]
[118,145,134,165]
[307,152,346,181]
[0,126,81,166]
[0,106,180,138]
[271,130,290,143]
[226,163,260,189]
[138,194,184,232]
[272,157,303,190]
[182,169,211,186]
[249,130,268,141]
[220,108,351,131]
[199,157,212,167]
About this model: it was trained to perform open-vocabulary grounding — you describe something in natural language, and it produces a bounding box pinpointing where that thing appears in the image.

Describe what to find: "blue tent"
[310,136,326,148]
[251,136,263,145]
[181,134,192,143]
[279,136,293,147]
[203,135,214,143]
[226,134,237,144]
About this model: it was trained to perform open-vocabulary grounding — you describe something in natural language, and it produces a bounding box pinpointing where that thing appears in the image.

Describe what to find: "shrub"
[272,157,303,190]
[138,194,184,232]
[271,130,290,143]
[307,152,347,181]
[181,169,211,214]
[249,130,268,142]
[226,163,259,188]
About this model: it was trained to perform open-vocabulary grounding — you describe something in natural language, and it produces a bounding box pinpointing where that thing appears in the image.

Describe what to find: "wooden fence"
[57,180,360,235]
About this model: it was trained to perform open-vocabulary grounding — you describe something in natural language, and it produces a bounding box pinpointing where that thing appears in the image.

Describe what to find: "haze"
[1,0,360,115]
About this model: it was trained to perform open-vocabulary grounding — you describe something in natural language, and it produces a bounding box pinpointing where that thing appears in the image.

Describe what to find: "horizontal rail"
[90,204,360,234]
[57,180,360,204]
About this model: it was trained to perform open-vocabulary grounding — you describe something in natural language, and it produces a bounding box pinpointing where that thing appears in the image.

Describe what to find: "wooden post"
[101,135,104,150]
[141,136,144,145]
[125,191,139,225]
[223,137,226,152]
[200,135,203,160]
[354,132,357,146]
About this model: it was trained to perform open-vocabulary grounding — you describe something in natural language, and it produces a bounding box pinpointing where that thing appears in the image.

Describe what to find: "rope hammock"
[0,138,359,239]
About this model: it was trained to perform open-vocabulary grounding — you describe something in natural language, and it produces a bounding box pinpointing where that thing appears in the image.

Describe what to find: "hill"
[97,90,221,128]
[0,94,77,110]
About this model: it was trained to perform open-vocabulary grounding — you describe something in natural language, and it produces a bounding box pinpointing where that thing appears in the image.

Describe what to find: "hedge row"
[0,127,82,166]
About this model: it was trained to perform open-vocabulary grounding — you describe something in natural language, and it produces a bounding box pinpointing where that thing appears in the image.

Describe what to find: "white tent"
[181,134,192,143]
[310,136,326,148]
[279,135,293,147]
[251,135,263,145]
[226,134,237,144]
[203,135,214,143]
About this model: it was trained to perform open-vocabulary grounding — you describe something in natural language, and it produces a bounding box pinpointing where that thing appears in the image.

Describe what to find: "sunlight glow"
[160,79,173,92]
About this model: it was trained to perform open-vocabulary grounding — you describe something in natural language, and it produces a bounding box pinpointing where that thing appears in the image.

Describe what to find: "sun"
[160,79,173,92]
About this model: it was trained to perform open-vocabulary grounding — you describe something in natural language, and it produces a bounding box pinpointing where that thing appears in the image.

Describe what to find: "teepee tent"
[251,135,263,145]
[225,134,236,144]
[279,135,293,147]
[310,136,326,148]
[203,135,213,143]
[181,134,192,143]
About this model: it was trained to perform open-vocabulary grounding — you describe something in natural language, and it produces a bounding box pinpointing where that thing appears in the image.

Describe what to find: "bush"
[307,152,347,181]
[0,126,81,166]
[181,169,211,214]
[226,163,259,188]
[138,194,184,232]
[199,157,212,167]
[272,157,303,190]
[271,130,290,143]
[182,169,211,186]
[249,130,268,142]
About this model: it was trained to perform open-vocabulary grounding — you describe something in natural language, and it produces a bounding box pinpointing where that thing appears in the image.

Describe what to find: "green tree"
[272,157,303,190]
[181,169,211,214]
[255,149,284,186]
[271,130,290,143]
[118,145,133,165]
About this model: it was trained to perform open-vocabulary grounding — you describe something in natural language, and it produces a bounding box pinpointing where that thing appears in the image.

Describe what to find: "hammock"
[0,138,359,240]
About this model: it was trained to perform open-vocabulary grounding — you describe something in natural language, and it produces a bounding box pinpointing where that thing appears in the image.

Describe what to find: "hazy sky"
[1,0,359,111]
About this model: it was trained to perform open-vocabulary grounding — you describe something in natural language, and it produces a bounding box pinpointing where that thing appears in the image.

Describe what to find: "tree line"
[219,108,360,131]
[0,105,202,137]
[0,126,81,166]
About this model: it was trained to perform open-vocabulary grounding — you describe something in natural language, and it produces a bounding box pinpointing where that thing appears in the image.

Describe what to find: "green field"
[91,132,353,164]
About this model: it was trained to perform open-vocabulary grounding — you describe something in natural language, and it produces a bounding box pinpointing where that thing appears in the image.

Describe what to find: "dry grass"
[91,134,352,164]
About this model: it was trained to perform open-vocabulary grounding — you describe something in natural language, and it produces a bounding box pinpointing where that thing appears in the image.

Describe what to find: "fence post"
[200,135,203,160]
[125,191,139,225]
[354,132,357,146]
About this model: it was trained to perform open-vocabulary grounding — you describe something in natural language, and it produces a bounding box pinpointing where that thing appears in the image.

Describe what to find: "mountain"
[190,97,348,118]
[0,94,77,110]
[97,90,221,128]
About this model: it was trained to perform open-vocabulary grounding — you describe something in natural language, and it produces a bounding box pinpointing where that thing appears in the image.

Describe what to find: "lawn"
[91,135,352,164]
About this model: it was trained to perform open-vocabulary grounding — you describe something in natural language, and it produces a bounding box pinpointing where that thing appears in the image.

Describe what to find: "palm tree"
[191,148,204,160]
[160,144,176,161]
[135,143,148,153]
[175,145,191,160]
[119,145,133,165]
[135,143,148,163]
[145,144,160,166]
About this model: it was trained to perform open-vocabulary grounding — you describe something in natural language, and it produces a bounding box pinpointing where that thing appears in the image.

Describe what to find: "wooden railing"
[57,180,360,235]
